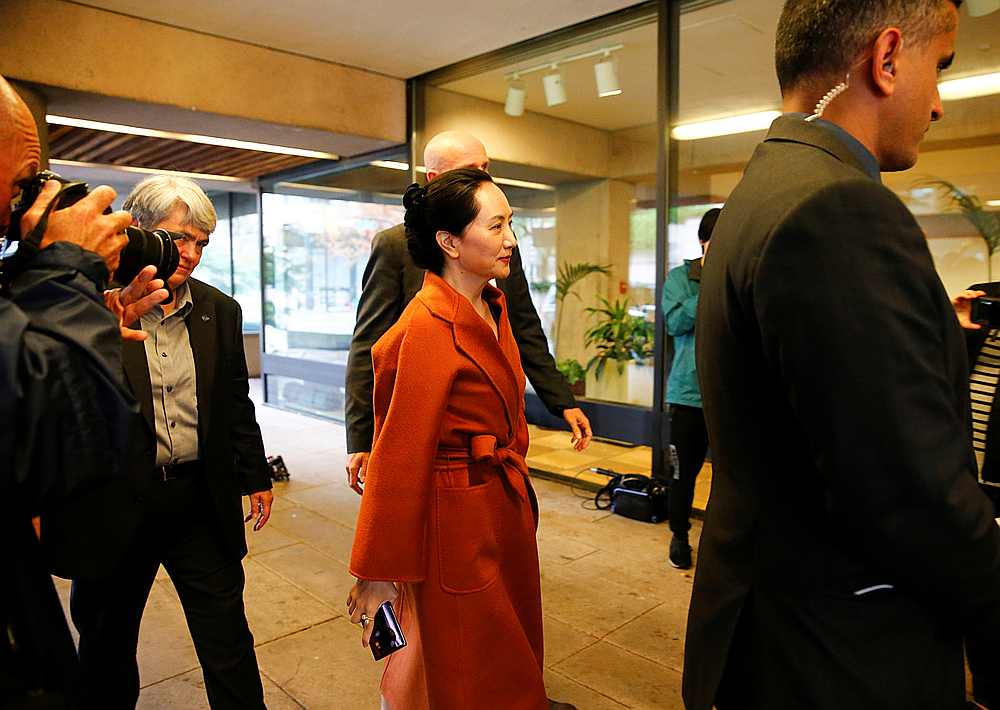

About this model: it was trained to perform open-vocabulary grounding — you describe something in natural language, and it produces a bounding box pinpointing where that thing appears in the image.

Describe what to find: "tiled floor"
[54,383,701,709]
[526,424,713,514]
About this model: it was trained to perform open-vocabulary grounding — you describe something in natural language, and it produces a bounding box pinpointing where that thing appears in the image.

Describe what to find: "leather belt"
[156,460,202,482]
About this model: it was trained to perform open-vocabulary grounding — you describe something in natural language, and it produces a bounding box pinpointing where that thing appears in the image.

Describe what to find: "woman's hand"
[347,579,398,647]
[953,289,986,331]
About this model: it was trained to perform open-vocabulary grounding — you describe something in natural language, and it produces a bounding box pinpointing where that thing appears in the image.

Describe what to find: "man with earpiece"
[684,2,1000,709]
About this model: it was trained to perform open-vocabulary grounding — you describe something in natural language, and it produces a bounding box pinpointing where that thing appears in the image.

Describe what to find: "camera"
[971,296,1000,327]
[1,170,180,288]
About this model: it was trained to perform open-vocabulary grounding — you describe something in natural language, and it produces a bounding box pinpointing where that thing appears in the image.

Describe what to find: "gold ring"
[360,614,370,626]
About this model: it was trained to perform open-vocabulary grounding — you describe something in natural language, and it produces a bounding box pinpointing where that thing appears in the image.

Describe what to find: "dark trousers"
[70,474,263,710]
[669,404,709,538]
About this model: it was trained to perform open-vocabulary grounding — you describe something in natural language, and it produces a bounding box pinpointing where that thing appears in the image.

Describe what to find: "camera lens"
[115,227,181,287]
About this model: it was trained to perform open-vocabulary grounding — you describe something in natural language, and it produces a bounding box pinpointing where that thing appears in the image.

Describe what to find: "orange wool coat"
[349,272,547,710]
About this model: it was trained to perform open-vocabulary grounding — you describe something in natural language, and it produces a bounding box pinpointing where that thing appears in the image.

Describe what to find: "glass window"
[196,192,233,294]
[231,193,261,331]
[261,188,404,419]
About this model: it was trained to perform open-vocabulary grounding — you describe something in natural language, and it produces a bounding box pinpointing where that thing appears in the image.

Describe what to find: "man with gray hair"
[686,1,1000,709]
[71,175,273,709]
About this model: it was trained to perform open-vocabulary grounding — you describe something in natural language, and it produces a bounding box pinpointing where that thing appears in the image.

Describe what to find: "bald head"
[0,75,42,234]
[423,131,489,181]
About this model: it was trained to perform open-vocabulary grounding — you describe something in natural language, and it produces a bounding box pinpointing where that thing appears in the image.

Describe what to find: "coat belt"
[437,434,530,502]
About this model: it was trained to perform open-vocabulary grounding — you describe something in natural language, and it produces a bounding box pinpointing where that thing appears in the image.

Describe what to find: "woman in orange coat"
[347,169,575,710]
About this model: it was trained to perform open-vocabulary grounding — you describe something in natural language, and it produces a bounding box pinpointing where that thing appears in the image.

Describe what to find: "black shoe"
[549,701,577,710]
[669,535,692,570]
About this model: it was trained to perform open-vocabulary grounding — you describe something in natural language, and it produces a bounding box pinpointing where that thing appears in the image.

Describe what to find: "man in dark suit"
[70,176,273,709]
[345,131,592,491]
[684,2,1000,708]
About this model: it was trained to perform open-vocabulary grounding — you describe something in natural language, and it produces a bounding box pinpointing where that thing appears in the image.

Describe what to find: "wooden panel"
[47,124,319,179]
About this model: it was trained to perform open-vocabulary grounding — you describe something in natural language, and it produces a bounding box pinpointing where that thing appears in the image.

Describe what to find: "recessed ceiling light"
[939,71,1000,101]
[672,111,781,141]
[46,115,340,160]
[49,158,247,183]
[370,160,410,171]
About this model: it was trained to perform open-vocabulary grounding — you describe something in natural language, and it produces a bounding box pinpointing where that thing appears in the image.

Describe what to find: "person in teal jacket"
[663,207,719,569]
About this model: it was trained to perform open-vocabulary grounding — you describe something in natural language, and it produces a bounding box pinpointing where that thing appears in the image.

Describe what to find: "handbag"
[594,470,669,524]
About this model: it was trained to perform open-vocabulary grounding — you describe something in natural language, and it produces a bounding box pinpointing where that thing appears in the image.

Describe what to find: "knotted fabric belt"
[438,434,531,503]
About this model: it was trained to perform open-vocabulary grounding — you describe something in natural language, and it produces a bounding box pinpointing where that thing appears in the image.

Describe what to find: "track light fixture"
[594,51,622,97]
[505,75,526,116]
[542,66,567,107]
[502,44,624,117]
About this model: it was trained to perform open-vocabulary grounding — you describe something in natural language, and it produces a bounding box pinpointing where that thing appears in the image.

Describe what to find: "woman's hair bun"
[403,183,427,211]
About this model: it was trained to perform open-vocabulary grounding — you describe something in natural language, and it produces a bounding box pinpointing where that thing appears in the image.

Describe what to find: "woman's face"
[447,182,517,282]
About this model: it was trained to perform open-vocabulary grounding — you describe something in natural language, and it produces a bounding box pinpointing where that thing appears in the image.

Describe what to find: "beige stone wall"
[0,0,405,144]
[422,87,611,178]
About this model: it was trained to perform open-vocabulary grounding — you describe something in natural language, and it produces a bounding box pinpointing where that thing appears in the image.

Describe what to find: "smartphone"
[971,296,1000,327]
[369,600,406,661]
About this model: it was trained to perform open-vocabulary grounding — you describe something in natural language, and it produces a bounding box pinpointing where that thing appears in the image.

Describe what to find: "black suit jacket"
[344,223,574,453]
[685,116,1000,710]
[125,278,271,555]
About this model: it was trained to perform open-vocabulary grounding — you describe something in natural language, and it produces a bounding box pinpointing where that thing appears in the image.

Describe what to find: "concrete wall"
[0,0,406,144]
[423,87,611,178]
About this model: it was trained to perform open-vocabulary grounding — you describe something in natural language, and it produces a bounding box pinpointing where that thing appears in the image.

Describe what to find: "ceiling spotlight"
[505,75,525,117]
[966,0,1000,16]
[543,66,567,107]
[594,53,622,97]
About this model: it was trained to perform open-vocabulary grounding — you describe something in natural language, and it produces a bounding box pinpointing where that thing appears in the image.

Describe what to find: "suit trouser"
[668,404,709,538]
[70,474,264,710]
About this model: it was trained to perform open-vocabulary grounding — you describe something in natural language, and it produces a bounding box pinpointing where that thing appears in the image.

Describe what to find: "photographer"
[952,285,1000,710]
[1,75,166,706]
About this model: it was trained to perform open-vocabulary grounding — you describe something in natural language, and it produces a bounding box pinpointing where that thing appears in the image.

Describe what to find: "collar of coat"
[416,270,521,443]
[764,114,880,182]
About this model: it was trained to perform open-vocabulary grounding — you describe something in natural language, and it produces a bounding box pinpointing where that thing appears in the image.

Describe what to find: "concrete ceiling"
[72,0,644,79]
[440,0,1000,132]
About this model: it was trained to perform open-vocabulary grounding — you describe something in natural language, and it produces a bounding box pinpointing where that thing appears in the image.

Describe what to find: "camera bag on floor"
[267,455,290,481]
[594,472,668,523]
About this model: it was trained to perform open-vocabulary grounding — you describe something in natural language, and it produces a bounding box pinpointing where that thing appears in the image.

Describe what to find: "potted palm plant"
[583,296,655,403]
[919,178,1000,279]
[555,261,610,350]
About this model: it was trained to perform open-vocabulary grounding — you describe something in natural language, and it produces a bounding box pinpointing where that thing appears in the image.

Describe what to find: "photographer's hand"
[952,289,986,331]
[104,265,169,341]
[21,180,132,275]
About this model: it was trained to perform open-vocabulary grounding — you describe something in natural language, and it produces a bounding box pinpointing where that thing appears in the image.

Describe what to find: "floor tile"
[255,618,383,709]
[544,616,601,666]
[543,669,630,710]
[247,522,301,557]
[240,558,337,644]
[138,579,200,686]
[137,668,302,709]
[554,641,684,710]
[280,481,362,530]
[539,562,662,637]
[605,601,689,673]
[253,542,353,613]
[267,507,357,565]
